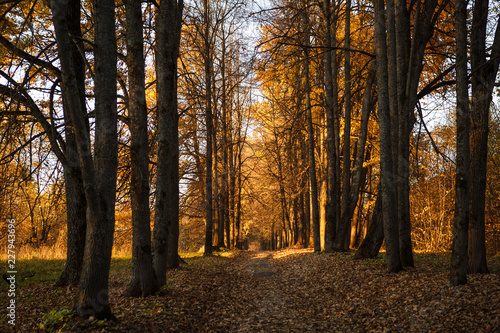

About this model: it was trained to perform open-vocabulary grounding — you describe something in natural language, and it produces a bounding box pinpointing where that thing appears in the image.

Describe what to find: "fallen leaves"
[1,249,499,332]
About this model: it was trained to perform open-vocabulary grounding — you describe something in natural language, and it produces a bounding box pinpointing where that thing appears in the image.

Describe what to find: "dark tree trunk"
[468,0,500,274]
[124,0,159,297]
[76,0,118,319]
[51,0,118,319]
[354,194,384,259]
[322,0,340,253]
[373,0,402,273]
[450,0,470,286]
[204,0,214,255]
[53,0,118,319]
[55,0,87,288]
[301,1,321,253]
[336,0,353,252]
[338,65,375,251]
[153,0,183,282]
[57,155,86,287]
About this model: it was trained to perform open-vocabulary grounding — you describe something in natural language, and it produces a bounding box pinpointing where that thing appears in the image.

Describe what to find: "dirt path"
[234,251,295,332]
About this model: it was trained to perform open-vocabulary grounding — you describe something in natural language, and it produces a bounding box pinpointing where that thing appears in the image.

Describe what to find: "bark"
[450,0,469,286]
[204,0,214,255]
[221,39,230,248]
[334,0,356,251]
[354,195,384,259]
[301,0,320,253]
[395,0,412,269]
[373,0,402,272]
[398,0,446,268]
[340,0,352,251]
[51,0,119,319]
[51,0,118,319]
[153,0,183,282]
[56,147,86,287]
[322,0,341,252]
[338,65,375,247]
[124,0,159,297]
[468,0,500,273]
[76,0,118,319]
[55,0,87,288]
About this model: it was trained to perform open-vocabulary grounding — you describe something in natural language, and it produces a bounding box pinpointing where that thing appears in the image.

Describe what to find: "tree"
[468,0,500,274]
[373,0,402,272]
[322,0,341,253]
[450,0,469,287]
[203,0,214,255]
[300,0,321,253]
[153,0,184,285]
[124,0,159,296]
[50,0,118,319]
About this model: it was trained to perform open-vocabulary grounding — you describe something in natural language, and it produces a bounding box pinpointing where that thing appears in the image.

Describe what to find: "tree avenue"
[0,0,499,323]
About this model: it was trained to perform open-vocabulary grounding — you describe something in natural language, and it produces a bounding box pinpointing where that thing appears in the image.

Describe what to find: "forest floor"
[1,248,500,332]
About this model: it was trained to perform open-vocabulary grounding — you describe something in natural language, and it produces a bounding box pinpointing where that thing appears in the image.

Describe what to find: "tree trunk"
[338,65,375,249]
[153,0,183,284]
[204,0,214,255]
[354,194,384,259]
[52,0,118,319]
[124,0,159,297]
[450,0,469,286]
[76,0,118,319]
[468,0,500,273]
[57,154,86,287]
[322,0,340,253]
[55,0,87,288]
[373,0,402,272]
[302,1,321,253]
[338,0,352,252]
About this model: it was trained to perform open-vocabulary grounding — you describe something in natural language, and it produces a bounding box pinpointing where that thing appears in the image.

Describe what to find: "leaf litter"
[1,249,499,332]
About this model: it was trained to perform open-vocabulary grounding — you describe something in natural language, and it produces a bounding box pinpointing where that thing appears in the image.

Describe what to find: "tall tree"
[54,0,87,288]
[450,0,469,287]
[322,0,340,253]
[153,0,184,285]
[468,0,500,274]
[335,0,353,252]
[204,0,214,255]
[301,0,321,252]
[124,0,159,296]
[51,0,119,319]
[373,0,402,272]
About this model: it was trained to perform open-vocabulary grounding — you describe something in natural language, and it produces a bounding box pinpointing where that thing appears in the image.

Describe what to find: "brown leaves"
[1,250,499,332]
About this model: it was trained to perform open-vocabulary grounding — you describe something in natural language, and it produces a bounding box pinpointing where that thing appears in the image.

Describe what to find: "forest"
[0,0,500,330]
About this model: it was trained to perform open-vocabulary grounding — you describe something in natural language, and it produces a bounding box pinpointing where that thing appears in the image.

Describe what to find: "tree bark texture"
[450,0,470,286]
[124,0,159,297]
[354,194,384,259]
[55,0,87,288]
[51,0,118,319]
[153,0,183,284]
[468,0,500,273]
[204,0,214,255]
[373,0,402,272]
[302,1,321,252]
